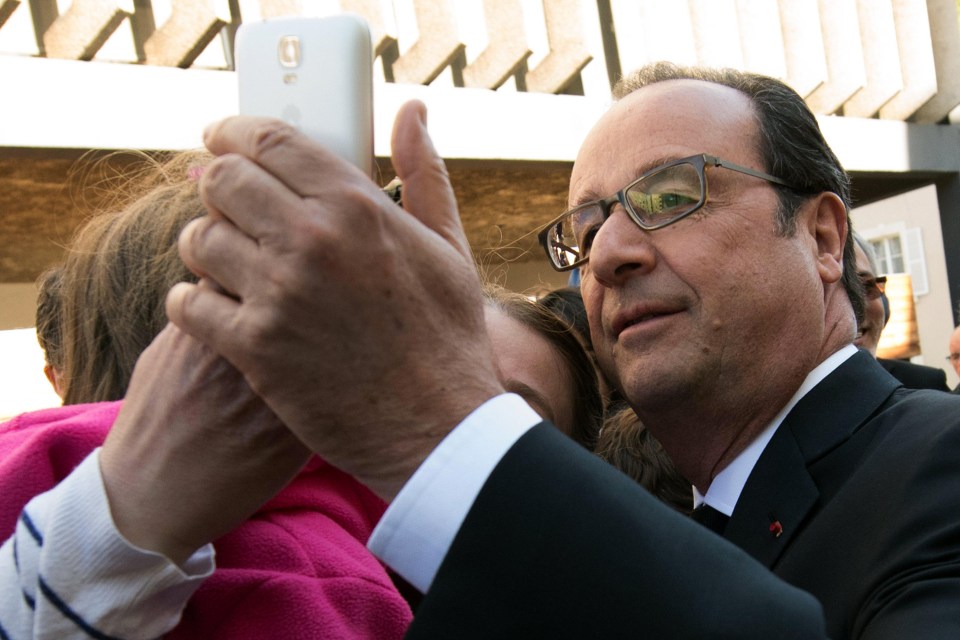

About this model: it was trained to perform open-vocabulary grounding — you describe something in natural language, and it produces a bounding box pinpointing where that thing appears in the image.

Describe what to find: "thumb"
[391,100,472,260]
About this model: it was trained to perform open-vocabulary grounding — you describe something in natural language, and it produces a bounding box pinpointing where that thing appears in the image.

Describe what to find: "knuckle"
[249,120,299,161]
[240,308,283,364]
[334,184,390,233]
[179,217,215,262]
[165,282,197,328]
[204,154,246,190]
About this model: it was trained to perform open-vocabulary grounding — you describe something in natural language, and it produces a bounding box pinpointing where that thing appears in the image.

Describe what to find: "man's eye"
[579,226,599,252]
[658,192,697,209]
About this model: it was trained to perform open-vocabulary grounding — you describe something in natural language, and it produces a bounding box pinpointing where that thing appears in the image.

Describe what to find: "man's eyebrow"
[502,379,554,423]
[570,154,686,207]
[571,188,606,207]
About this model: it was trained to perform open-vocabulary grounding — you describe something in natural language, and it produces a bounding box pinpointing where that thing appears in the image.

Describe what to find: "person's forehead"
[853,244,875,275]
[570,79,759,198]
[484,305,573,421]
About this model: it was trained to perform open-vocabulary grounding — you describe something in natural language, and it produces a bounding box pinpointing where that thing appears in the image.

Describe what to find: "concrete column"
[778,0,828,98]
[936,173,960,324]
[879,0,936,120]
[805,0,866,113]
[736,0,788,79]
[688,0,743,69]
[844,0,901,117]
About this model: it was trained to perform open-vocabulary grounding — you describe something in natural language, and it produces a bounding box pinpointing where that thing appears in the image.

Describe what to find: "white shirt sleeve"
[367,393,542,593]
[0,448,215,640]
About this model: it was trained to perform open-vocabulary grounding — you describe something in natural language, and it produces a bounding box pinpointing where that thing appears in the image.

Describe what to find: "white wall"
[0,328,61,420]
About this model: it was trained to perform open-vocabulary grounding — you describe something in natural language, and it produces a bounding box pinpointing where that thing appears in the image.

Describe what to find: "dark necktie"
[691,504,730,535]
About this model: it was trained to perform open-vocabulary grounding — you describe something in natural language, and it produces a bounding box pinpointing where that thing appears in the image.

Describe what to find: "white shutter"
[902,228,929,296]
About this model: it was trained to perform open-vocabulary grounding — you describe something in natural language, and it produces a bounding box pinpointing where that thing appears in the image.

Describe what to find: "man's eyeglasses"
[860,276,887,300]
[946,353,960,364]
[537,154,801,272]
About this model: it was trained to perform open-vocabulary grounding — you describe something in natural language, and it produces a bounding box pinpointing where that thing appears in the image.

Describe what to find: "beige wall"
[484,257,570,295]
[0,282,38,330]
[851,184,958,387]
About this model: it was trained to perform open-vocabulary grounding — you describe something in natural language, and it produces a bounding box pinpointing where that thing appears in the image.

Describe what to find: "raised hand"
[100,322,311,564]
[167,101,504,500]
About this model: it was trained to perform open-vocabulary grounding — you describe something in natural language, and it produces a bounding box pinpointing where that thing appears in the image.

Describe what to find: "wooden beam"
[879,0,937,120]
[143,0,227,68]
[2,42,958,173]
[843,0,902,118]
[778,0,829,98]
[391,0,465,85]
[0,0,20,30]
[804,0,867,114]
[462,0,532,89]
[524,0,592,93]
[42,0,130,61]
[341,0,399,59]
[910,0,960,123]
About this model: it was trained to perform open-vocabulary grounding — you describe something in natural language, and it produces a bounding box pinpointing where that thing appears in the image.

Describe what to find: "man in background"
[948,324,960,390]
[852,232,949,391]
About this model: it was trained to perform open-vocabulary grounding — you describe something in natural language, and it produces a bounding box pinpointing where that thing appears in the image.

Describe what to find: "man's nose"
[587,208,657,288]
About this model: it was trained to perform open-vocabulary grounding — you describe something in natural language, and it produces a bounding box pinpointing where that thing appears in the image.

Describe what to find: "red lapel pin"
[769,520,783,538]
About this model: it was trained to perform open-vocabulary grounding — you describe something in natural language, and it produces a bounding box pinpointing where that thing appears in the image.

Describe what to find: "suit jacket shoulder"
[732,351,960,639]
[877,357,949,392]
[409,423,826,638]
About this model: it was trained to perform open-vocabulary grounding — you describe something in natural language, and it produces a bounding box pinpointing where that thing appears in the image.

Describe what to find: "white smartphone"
[235,14,374,177]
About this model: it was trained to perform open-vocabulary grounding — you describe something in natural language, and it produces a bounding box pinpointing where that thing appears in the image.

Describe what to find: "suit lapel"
[724,350,900,568]
[723,431,818,567]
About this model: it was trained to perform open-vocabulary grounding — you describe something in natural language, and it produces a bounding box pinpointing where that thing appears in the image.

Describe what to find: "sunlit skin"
[852,243,885,356]
[484,306,577,438]
[571,80,856,491]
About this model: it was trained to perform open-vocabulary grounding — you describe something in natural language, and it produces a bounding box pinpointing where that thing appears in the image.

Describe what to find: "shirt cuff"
[368,393,541,593]
[28,448,215,638]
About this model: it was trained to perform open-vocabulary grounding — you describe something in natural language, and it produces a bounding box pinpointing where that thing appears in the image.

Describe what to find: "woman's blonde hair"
[56,150,210,404]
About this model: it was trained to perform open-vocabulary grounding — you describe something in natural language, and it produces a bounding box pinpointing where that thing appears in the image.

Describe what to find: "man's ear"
[807,192,847,285]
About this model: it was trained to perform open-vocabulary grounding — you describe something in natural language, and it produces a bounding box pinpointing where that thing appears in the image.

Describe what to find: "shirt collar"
[693,344,858,516]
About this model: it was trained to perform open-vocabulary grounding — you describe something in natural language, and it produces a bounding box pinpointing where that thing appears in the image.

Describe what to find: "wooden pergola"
[2,0,960,315]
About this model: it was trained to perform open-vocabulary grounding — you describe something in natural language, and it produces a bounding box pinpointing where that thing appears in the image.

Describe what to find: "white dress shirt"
[370,345,859,590]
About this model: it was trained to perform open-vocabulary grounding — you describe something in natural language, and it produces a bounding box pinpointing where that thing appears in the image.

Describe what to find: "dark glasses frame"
[860,275,887,300]
[537,153,801,271]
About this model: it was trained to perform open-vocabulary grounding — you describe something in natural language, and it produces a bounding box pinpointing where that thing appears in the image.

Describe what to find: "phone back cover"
[236,15,374,176]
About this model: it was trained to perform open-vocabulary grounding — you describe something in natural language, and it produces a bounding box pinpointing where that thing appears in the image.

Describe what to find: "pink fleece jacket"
[0,402,413,639]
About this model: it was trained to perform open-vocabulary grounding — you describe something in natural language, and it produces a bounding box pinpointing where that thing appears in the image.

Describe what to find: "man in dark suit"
[948,324,960,392]
[852,231,951,391]
[84,64,960,636]
[385,66,959,638]
[877,356,949,390]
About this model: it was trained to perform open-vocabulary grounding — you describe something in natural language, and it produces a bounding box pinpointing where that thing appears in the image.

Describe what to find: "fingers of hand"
[177,216,258,298]
[203,116,366,198]
[391,101,472,260]
[165,281,250,372]
[103,322,310,563]
[200,151,310,242]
